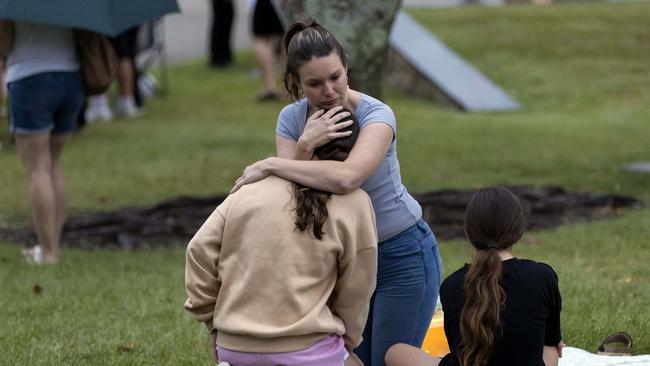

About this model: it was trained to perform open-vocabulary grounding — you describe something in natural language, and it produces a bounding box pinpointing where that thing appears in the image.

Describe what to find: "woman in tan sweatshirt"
[185,109,377,366]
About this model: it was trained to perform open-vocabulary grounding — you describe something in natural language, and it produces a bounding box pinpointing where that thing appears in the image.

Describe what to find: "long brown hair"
[459,187,525,366]
[292,108,359,239]
[282,17,348,101]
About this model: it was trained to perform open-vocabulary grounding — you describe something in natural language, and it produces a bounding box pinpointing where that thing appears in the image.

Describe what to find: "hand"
[231,158,272,193]
[300,106,354,151]
[557,340,565,358]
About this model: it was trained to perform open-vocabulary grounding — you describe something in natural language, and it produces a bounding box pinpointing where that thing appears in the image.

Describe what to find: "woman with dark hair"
[231,17,442,366]
[385,187,564,366]
[185,109,376,366]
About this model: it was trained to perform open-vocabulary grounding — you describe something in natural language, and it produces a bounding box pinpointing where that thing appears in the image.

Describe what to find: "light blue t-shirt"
[276,93,422,242]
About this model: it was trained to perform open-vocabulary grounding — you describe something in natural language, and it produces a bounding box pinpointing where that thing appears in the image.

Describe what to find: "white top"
[6,22,79,84]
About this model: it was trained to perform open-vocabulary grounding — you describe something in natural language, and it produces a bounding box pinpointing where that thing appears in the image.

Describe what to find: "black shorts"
[111,26,139,59]
[252,0,284,37]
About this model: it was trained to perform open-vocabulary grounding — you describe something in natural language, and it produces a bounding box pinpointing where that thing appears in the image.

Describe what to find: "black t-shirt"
[439,258,562,366]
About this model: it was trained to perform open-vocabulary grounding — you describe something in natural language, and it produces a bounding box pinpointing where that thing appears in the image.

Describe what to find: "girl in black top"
[385,187,564,366]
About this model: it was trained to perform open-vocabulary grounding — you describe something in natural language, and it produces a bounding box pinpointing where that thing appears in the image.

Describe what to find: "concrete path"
[162,0,477,65]
[163,0,252,65]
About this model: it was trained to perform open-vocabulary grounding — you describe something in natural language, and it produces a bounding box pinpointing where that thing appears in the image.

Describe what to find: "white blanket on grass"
[560,347,650,366]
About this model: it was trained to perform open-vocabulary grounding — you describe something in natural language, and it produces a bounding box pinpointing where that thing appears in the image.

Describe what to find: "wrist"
[264,157,279,175]
[296,137,315,155]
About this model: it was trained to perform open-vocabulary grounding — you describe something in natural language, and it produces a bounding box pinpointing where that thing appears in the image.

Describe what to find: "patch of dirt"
[0,186,642,249]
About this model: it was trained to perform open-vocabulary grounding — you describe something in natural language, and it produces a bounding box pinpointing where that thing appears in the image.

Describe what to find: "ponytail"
[459,187,526,366]
[292,186,331,240]
[459,249,505,366]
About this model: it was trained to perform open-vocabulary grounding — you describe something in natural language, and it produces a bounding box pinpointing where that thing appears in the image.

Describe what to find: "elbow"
[333,171,363,194]
[186,238,198,259]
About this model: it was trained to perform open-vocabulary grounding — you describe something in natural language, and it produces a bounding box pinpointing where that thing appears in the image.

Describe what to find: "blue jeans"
[8,71,84,135]
[354,219,442,366]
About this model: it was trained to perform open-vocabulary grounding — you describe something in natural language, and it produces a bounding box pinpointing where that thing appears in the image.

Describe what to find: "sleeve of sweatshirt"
[332,194,378,351]
[184,193,236,333]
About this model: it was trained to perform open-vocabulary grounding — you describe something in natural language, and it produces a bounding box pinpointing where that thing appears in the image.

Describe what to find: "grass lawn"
[1,2,650,364]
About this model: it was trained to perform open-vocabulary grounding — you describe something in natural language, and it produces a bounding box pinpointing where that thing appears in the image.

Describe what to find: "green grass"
[1,2,650,363]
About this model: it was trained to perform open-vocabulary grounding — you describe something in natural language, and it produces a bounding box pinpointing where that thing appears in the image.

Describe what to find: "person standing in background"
[210,0,235,68]
[85,26,142,123]
[250,0,284,101]
[1,21,84,264]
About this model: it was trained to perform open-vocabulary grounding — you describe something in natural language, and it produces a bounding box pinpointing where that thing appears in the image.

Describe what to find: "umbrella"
[0,0,179,37]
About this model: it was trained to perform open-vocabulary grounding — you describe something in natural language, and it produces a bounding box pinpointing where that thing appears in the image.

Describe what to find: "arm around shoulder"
[271,123,393,194]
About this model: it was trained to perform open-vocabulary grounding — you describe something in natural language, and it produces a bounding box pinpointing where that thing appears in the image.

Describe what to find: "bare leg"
[114,58,141,117]
[251,36,280,96]
[385,344,441,366]
[117,58,135,97]
[49,135,68,249]
[15,134,61,264]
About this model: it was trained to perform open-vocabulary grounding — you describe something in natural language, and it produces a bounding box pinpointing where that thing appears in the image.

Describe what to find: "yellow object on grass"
[421,309,450,357]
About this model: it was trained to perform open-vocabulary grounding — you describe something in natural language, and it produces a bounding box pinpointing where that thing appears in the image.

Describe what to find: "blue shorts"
[8,71,84,135]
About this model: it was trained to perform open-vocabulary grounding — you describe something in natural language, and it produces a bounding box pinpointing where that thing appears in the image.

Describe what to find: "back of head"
[293,108,359,240]
[459,187,525,366]
[314,108,359,162]
[283,17,348,101]
[464,187,525,251]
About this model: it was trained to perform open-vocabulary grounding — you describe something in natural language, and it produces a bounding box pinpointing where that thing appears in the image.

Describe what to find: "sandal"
[22,245,43,265]
[597,331,633,356]
[256,90,284,102]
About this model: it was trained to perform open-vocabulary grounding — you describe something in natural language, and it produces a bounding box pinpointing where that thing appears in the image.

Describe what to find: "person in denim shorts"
[4,21,84,264]
[231,18,443,366]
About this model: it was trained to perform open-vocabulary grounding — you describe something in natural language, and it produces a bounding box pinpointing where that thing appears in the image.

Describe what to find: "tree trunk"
[271,0,402,100]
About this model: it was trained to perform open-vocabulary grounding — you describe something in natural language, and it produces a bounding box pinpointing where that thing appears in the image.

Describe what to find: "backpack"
[74,30,119,96]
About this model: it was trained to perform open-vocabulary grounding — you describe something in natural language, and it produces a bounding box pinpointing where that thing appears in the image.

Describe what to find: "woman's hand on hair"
[230,158,273,193]
[299,106,353,151]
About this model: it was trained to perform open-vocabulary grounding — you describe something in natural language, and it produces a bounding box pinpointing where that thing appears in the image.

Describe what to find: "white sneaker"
[85,94,113,123]
[114,96,142,119]
[22,245,43,264]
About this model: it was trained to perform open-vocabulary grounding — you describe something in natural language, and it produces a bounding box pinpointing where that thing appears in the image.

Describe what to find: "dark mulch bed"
[0,186,642,249]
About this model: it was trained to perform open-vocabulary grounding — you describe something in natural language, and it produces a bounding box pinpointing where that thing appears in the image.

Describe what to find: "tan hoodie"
[184,176,377,353]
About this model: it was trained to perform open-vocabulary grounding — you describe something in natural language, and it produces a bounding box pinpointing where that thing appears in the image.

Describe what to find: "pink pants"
[217,334,347,366]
